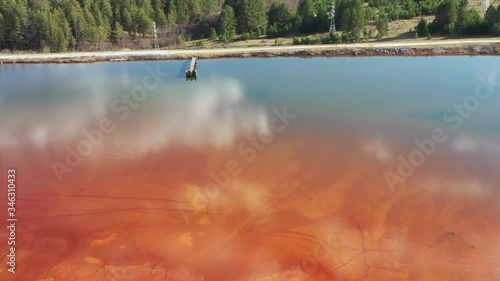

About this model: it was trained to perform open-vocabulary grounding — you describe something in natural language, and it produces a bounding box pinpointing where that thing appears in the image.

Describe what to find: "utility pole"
[329,2,336,34]
[153,22,159,50]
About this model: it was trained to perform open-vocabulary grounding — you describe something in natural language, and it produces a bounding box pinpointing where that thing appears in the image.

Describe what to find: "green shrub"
[193,40,204,47]
[493,23,500,36]
[341,32,350,42]
[209,28,217,39]
[219,34,230,42]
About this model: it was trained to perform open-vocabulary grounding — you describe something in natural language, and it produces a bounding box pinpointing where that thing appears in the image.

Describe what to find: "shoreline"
[1,39,500,64]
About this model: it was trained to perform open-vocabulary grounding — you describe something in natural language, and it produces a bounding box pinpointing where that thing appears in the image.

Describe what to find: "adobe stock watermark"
[51,65,169,182]
[180,106,296,224]
[385,74,500,191]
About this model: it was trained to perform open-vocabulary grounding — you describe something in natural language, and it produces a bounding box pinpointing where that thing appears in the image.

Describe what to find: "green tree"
[416,18,430,37]
[485,5,500,33]
[485,5,497,26]
[493,23,500,35]
[151,0,167,26]
[174,0,189,22]
[209,27,217,39]
[0,11,4,47]
[112,21,126,41]
[122,7,134,32]
[340,0,366,36]
[431,0,458,34]
[268,2,291,30]
[60,0,89,49]
[47,8,74,52]
[0,0,29,49]
[365,7,376,21]
[223,0,242,21]
[459,9,485,34]
[376,13,389,37]
[314,0,333,32]
[165,0,177,25]
[217,5,236,40]
[27,9,49,50]
[297,0,316,32]
[202,0,217,14]
[238,0,266,32]
[186,0,202,22]
[135,7,153,36]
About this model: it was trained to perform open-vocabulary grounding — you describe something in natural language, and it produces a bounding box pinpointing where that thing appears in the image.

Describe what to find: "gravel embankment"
[1,39,499,64]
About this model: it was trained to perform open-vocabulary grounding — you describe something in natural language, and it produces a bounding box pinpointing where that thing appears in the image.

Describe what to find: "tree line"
[0,0,499,52]
[415,0,500,37]
[0,0,223,51]
[217,0,370,42]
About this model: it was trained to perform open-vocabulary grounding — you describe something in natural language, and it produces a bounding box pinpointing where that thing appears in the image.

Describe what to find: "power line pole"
[153,22,159,50]
[329,2,336,34]
[481,0,490,12]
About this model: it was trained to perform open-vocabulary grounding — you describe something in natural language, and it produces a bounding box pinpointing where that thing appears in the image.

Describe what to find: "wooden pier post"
[186,57,197,78]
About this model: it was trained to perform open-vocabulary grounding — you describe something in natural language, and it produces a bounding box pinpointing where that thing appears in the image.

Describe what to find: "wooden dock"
[186,57,197,78]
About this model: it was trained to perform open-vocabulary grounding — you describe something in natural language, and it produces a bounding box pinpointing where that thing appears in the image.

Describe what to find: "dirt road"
[1,38,499,63]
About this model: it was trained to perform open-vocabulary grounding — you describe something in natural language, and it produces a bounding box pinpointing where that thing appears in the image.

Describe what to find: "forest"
[0,0,499,52]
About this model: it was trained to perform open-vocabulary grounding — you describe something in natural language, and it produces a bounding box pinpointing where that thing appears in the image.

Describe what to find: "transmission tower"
[153,21,159,50]
[329,2,336,34]
[481,0,490,12]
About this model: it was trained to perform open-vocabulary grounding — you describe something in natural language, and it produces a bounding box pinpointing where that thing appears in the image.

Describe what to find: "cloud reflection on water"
[0,77,270,161]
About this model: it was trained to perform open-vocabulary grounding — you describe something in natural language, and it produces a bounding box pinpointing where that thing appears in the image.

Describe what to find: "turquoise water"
[1,57,498,130]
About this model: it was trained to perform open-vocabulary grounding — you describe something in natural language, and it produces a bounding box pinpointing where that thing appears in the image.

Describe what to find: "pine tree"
[268,2,291,30]
[151,0,167,26]
[135,7,152,36]
[112,21,125,41]
[47,8,74,52]
[202,0,217,14]
[27,9,49,50]
[0,11,4,47]
[238,0,266,32]
[209,27,217,39]
[217,5,236,39]
[165,0,177,25]
[416,18,429,37]
[341,0,366,36]
[297,0,315,32]
[376,13,389,37]
[432,0,458,33]
[1,0,29,49]
[175,0,189,22]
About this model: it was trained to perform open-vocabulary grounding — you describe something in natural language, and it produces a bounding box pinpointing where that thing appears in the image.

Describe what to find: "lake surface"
[1,57,500,280]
